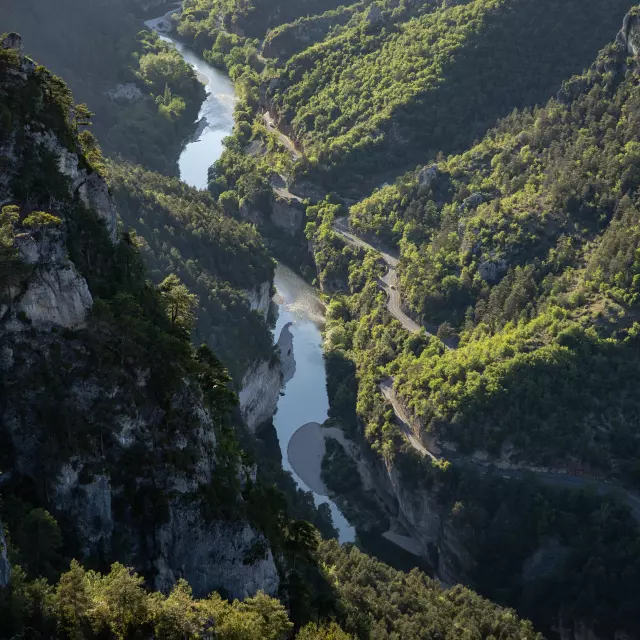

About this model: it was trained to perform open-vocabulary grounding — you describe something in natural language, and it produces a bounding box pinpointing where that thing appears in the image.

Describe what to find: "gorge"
[146,10,356,541]
[3,1,640,638]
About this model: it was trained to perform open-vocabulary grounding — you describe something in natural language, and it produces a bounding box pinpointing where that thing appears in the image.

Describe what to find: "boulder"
[462,192,484,209]
[478,258,507,283]
[2,32,23,53]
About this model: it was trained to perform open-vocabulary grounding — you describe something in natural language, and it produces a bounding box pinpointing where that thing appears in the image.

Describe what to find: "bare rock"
[478,258,507,283]
[154,515,279,600]
[2,32,23,53]
[0,521,9,588]
[617,8,640,57]
[365,4,383,26]
[107,83,143,103]
[239,359,282,432]
[13,264,93,330]
[418,165,438,188]
[243,281,272,315]
[462,192,484,210]
[278,322,296,385]
[271,197,304,236]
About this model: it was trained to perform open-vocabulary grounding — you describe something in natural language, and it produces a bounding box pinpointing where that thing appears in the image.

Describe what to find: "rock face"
[478,257,507,283]
[617,8,640,57]
[33,132,118,242]
[271,197,305,236]
[107,83,143,103]
[365,4,383,27]
[0,38,279,601]
[0,521,10,588]
[462,192,484,210]
[13,264,93,330]
[244,281,272,315]
[155,516,279,599]
[277,322,296,385]
[239,358,282,432]
[418,165,438,188]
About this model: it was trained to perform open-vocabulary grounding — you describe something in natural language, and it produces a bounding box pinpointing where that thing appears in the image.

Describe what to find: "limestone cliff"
[617,6,640,56]
[0,521,9,588]
[0,36,279,599]
[243,280,272,315]
[239,357,282,432]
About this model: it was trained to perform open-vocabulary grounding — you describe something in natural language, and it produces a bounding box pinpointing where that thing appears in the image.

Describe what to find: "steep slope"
[262,0,636,190]
[3,0,205,174]
[346,11,640,479]
[107,162,283,430]
[301,7,640,638]
[0,34,279,600]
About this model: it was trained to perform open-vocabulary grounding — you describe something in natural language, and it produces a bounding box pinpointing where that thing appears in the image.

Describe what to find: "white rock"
[243,281,272,315]
[0,520,9,588]
[13,264,93,329]
[239,359,281,432]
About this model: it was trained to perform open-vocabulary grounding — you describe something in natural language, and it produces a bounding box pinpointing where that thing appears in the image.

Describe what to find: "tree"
[15,509,62,580]
[55,560,91,640]
[93,563,150,639]
[158,273,198,334]
[22,210,62,253]
[154,579,200,640]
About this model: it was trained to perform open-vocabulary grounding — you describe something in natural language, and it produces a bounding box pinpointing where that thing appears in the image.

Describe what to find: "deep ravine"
[146,11,356,542]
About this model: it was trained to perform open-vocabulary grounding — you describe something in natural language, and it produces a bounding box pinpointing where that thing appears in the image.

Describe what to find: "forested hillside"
[306,9,640,638]
[345,22,640,478]
[263,0,636,190]
[108,162,275,382]
[4,0,204,174]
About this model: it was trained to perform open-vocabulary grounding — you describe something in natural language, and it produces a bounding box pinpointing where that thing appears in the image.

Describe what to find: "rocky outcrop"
[478,257,507,283]
[239,358,282,432]
[12,264,93,330]
[155,515,279,599]
[32,131,118,242]
[461,192,484,210]
[271,197,305,236]
[244,281,272,315]
[277,321,296,385]
[381,462,474,584]
[0,520,10,588]
[617,8,640,57]
[365,4,383,27]
[2,224,93,331]
[418,165,438,188]
[107,83,144,103]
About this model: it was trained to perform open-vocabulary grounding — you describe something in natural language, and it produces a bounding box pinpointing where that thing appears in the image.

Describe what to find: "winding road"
[380,377,640,522]
[333,217,423,334]
[258,121,640,524]
[262,111,300,160]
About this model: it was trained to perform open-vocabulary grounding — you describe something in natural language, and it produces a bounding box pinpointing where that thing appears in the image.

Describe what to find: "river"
[146,12,356,542]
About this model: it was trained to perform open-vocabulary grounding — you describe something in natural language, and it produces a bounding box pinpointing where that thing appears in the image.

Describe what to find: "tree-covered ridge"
[264,0,635,190]
[3,0,205,174]
[1,544,543,639]
[318,540,541,640]
[108,162,275,382]
[179,0,360,40]
[335,32,640,478]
